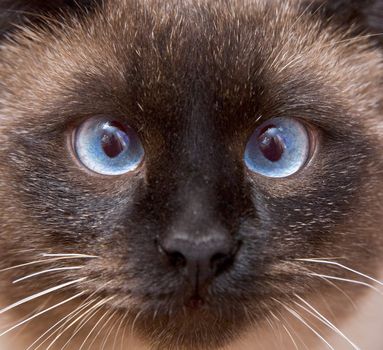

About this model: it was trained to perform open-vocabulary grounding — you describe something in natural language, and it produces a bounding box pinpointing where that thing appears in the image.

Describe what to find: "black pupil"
[101,121,129,158]
[258,125,284,162]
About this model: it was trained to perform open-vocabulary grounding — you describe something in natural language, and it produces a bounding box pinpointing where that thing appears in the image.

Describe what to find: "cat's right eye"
[73,116,144,175]
[244,117,312,178]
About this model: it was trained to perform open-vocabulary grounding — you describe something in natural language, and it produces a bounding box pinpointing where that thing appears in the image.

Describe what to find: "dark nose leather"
[159,234,237,291]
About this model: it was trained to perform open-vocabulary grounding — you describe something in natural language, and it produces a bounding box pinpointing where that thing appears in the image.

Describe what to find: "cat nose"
[159,234,238,291]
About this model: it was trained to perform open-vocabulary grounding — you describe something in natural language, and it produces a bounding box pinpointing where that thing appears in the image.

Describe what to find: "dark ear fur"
[313,0,383,42]
[0,0,99,39]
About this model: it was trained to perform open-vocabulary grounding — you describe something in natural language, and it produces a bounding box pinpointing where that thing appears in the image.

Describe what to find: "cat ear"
[308,0,383,45]
[0,0,100,40]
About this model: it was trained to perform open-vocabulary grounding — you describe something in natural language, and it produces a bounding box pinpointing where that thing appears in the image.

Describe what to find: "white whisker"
[0,257,90,273]
[131,309,144,335]
[120,312,130,350]
[308,273,383,295]
[31,286,101,350]
[0,278,86,315]
[269,311,285,345]
[78,309,111,350]
[279,313,310,350]
[41,254,98,259]
[26,298,98,350]
[32,289,101,349]
[298,257,346,261]
[294,294,360,350]
[282,304,335,350]
[297,259,383,286]
[86,310,117,350]
[0,292,85,337]
[46,281,113,349]
[317,275,357,309]
[13,266,84,284]
[113,313,128,350]
[101,315,120,350]
[281,323,299,350]
[55,297,114,350]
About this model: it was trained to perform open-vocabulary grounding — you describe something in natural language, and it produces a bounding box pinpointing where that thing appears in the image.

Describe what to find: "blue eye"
[244,117,311,178]
[74,116,144,175]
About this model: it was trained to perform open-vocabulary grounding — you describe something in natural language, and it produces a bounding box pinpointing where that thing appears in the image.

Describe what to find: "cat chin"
[133,312,245,350]
[110,302,244,349]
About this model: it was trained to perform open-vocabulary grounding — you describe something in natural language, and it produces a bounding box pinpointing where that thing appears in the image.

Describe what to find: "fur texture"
[0,0,382,349]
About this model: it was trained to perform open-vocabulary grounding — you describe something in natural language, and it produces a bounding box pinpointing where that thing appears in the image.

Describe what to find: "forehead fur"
[0,0,382,134]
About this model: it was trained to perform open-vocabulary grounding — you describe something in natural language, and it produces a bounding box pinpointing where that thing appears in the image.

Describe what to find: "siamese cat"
[0,0,382,349]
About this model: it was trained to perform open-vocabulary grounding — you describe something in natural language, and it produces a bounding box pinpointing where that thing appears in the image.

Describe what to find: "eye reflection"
[258,125,285,162]
[101,121,130,158]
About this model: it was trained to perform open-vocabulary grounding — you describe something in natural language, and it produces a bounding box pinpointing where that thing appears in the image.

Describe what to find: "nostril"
[211,240,242,274]
[167,251,187,269]
[210,252,231,274]
[157,239,188,269]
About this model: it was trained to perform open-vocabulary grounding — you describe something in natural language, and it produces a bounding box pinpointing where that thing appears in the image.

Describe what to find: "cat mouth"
[184,294,206,309]
[103,281,252,338]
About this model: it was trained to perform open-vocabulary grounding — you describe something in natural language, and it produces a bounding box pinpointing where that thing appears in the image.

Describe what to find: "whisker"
[269,311,285,346]
[290,261,357,308]
[294,294,360,350]
[297,257,346,261]
[31,286,103,349]
[13,266,84,284]
[264,312,283,348]
[0,292,85,337]
[0,257,91,273]
[279,313,309,350]
[99,311,120,350]
[282,304,335,350]
[85,310,117,350]
[55,297,114,350]
[26,298,99,350]
[120,312,130,350]
[130,309,144,335]
[265,314,278,337]
[41,254,99,259]
[281,323,299,350]
[78,309,112,350]
[297,259,383,286]
[317,275,357,309]
[113,313,128,350]
[308,273,383,295]
[0,278,86,315]
[71,299,104,334]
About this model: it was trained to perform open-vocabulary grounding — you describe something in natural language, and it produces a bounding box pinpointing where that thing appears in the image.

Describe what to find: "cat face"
[0,0,382,349]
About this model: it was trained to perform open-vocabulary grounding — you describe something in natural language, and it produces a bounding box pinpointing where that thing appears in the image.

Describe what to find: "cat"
[0,0,382,349]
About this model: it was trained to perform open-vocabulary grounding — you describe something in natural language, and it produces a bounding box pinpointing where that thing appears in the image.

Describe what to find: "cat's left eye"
[73,116,144,175]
